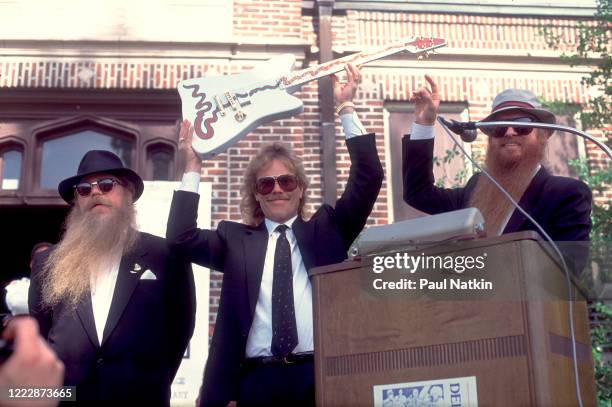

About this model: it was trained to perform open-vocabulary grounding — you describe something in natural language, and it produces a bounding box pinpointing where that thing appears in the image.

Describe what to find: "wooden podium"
[309,232,597,406]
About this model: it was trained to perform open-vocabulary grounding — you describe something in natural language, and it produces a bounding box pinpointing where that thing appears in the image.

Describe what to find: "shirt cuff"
[340,111,368,139]
[179,172,201,193]
[410,123,435,140]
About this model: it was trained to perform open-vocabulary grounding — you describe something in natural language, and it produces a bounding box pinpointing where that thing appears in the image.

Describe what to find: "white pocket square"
[139,269,157,280]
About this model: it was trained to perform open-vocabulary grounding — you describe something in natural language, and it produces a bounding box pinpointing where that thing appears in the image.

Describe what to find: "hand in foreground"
[0,317,64,407]
[178,119,203,174]
[411,75,440,126]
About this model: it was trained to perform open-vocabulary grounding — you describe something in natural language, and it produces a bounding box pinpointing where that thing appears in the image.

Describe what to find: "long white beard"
[40,198,138,310]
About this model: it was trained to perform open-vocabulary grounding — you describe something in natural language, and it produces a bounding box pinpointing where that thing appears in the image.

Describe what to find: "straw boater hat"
[481,89,556,124]
[58,150,144,203]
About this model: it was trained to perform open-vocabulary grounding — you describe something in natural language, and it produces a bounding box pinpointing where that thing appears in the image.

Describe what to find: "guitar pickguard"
[182,80,284,142]
[182,83,218,140]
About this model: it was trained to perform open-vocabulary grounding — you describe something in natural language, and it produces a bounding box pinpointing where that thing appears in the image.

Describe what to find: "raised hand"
[178,119,203,174]
[411,75,440,126]
[332,63,362,113]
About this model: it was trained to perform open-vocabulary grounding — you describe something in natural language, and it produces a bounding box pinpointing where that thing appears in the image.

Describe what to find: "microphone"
[438,117,478,142]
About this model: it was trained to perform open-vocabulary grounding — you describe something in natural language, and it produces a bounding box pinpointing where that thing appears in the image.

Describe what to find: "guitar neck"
[281,37,446,89]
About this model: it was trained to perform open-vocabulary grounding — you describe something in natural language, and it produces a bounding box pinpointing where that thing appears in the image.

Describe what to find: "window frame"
[0,139,26,198]
[0,88,182,206]
[144,141,176,182]
[384,101,469,223]
[32,116,139,198]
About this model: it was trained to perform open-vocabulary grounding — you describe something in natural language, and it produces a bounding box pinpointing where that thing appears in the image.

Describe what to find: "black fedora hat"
[58,150,144,203]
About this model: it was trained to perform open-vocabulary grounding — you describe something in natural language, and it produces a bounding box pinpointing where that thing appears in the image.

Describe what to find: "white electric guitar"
[178,36,446,159]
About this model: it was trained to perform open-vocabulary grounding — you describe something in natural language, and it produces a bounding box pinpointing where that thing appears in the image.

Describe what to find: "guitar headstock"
[404,37,447,57]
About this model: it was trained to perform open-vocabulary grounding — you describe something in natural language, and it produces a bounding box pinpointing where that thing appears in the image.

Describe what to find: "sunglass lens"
[277,175,298,192]
[256,177,275,195]
[494,127,508,138]
[76,183,92,196]
[98,179,115,193]
[512,117,534,135]
[484,117,535,138]
[480,127,496,137]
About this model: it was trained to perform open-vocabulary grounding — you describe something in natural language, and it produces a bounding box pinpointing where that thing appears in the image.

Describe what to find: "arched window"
[0,147,23,190]
[39,129,134,190]
[146,144,175,181]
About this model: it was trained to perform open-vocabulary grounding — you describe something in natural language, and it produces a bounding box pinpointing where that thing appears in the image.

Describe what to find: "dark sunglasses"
[255,174,298,195]
[481,117,535,138]
[74,178,121,197]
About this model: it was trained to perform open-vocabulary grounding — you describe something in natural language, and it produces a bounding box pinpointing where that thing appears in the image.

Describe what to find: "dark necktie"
[271,224,298,357]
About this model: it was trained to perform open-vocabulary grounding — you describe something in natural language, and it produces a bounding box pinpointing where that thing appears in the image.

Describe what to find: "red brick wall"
[234,0,303,39]
[1,2,608,331]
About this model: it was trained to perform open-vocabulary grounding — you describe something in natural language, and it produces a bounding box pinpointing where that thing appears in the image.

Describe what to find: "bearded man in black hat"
[28,150,196,405]
[402,77,591,269]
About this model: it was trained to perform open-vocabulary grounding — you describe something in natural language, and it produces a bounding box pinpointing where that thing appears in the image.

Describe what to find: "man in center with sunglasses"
[402,77,591,258]
[167,64,383,406]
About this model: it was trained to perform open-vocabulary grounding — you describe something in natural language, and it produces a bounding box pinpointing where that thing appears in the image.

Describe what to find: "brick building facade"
[0,0,607,335]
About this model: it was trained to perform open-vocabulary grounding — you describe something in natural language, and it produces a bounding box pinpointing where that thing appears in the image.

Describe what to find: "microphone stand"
[436,116,610,407]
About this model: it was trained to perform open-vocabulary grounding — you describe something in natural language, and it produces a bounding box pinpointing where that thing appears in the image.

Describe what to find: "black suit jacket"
[402,136,592,272]
[402,136,592,241]
[29,232,196,406]
[166,134,383,406]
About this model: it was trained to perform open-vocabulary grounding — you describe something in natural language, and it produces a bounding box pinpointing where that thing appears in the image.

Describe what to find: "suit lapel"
[101,237,147,347]
[292,217,315,271]
[244,222,269,318]
[76,292,100,348]
[504,167,548,233]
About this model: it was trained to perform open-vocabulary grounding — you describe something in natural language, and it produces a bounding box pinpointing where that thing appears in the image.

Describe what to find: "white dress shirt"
[245,216,313,357]
[90,257,121,345]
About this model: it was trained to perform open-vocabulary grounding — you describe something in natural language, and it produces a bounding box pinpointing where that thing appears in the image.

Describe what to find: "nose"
[504,126,519,137]
[90,183,104,196]
[271,179,283,194]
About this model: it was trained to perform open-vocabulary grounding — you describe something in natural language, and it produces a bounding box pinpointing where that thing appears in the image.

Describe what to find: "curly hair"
[240,142,309,226]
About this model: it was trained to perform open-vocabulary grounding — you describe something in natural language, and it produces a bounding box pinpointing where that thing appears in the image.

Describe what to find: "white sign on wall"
[136,181,211,406]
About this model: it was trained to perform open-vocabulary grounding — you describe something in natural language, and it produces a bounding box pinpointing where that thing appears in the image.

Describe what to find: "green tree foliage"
[540,0,611,135]
[541,2,611,405]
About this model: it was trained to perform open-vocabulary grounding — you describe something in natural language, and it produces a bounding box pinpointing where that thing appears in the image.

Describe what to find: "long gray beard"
[40,200,139,310]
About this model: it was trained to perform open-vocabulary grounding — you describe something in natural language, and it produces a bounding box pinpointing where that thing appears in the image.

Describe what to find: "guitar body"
[178,54,303,159]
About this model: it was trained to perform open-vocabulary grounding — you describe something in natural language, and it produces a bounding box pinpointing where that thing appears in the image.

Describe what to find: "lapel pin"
[129,263,142,274]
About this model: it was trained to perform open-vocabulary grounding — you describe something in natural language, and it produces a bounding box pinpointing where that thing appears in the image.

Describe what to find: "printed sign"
[373,376,478,407]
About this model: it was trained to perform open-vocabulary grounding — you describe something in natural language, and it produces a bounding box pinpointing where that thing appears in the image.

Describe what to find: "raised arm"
[403,75,468,213]
[331,64,384,246]
[166,120,226,270]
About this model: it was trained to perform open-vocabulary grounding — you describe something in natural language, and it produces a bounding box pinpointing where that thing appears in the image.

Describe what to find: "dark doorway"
[0,205,68,313]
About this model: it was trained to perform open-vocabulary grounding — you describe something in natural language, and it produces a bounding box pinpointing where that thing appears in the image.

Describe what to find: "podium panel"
[309,233,596,406]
